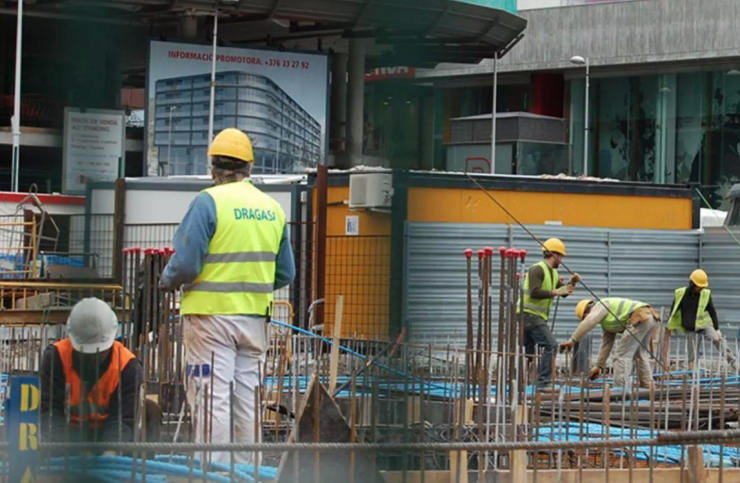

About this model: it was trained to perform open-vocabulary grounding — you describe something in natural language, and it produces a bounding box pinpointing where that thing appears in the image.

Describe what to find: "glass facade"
[570,70,740,209]
[154,71,322,175]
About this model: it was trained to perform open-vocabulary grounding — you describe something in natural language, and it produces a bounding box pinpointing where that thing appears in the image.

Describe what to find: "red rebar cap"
[519,249,528,260]
[516,273,521,280]
[122,248,130,254]
[164,247,175,255]
[506,248,518,258]
[464,248,473,258]
[145,248,154,255]
[477,249,485,259]
[484,246,494,256]
[158,249,167,255]
[498,246,507,257]
[133,246,141,254]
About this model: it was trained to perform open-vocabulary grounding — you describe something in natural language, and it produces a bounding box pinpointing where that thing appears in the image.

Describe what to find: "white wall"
[517,0,564,9]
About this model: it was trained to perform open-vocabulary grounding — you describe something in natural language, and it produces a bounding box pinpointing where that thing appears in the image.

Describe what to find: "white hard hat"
[66,298,118,354]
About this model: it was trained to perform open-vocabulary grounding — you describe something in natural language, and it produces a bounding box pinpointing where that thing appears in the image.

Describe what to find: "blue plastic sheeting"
[0,456,280,482]
[0,253,85,279]
[535,422,740,467]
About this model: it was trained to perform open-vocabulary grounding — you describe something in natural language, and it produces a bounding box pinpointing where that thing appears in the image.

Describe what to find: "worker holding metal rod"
[161,128,296,467]
[667,269,738,371]
[561,298,658,389]
[516,238,580,392]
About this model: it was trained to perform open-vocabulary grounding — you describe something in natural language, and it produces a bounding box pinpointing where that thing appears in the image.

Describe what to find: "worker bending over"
[161,128,296,465]
[668,269,738,371]
[517,238,580,391]
[561,298,657,389]
[40,298,142,450]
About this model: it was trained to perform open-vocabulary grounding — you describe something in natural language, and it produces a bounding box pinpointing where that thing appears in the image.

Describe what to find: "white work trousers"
[183,314,269,467]
[612,315,657,389]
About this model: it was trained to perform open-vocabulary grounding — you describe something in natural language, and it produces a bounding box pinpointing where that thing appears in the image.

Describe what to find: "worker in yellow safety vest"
[667,269,738,371]
[161,128,296,467]
[560,298,658,389]
[517,238,580,391]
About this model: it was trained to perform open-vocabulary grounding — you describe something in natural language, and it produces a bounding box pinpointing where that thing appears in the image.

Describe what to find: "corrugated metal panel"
[405,222,700,346]
[701,227,740,329]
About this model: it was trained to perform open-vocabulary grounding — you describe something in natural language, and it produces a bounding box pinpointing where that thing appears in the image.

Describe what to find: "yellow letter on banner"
[20,467,36,483]
[19,423,38,451]
[21,384,39,412]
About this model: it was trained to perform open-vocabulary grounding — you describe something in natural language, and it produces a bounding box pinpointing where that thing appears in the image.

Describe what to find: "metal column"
[347,39,366,167]
[330,52,348,166]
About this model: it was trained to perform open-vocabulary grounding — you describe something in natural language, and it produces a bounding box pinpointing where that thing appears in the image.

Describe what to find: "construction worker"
[667,269,738,371]
[161,127,296,466]
[518,238,579,391]
[560,298,658,389]
[40,298,143,450]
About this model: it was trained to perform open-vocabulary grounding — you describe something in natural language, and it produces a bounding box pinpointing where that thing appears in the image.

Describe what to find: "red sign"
[364,67,416,81]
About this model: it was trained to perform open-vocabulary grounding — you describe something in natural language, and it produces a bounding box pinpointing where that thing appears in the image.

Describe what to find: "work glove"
[553,285,574,297]
[569,273,582,285]
[588,367,601,381]
[102,451,118,457]
[714,330,722,343]
[559,339,575,353]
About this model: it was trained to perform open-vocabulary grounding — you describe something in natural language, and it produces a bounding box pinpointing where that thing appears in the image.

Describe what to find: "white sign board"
[146,41,329,176]
[62,108,126,194]
[345,216,360,236]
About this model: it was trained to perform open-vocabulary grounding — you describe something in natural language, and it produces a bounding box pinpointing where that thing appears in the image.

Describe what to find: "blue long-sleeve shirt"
[161,191,296,313]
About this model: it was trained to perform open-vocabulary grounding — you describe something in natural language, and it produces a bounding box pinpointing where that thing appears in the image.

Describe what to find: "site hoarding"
[146,41,329,176]
[62,107,126,195]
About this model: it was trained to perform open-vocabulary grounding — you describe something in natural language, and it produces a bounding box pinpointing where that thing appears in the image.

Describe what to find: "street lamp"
[570,55,590,177]
[490,52,499,174]
[167,106,177,176]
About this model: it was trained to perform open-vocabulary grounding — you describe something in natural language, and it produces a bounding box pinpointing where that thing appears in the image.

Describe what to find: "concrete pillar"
[180,15,199,38]
[347,38,367,167]
[329,52,348,167]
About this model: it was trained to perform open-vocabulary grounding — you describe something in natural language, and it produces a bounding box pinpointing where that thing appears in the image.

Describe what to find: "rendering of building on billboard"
[146,41,328,176]
[153,72,321,174]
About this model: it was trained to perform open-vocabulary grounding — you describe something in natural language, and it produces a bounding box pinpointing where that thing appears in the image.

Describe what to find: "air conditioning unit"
[349,173,393,210]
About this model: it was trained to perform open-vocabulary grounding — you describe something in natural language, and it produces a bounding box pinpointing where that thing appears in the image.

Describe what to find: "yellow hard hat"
[575,299,593,320]
[690,269,709,288]
[542,238,566,256]
[208,128,254,163]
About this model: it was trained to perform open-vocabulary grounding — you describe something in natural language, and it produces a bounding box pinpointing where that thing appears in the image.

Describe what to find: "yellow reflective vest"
[180,180,286,316]
[598,298,649,333]
[667,287,712,332]
[516,261,558,321]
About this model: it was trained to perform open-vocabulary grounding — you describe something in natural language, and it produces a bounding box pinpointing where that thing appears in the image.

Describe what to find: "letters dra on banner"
[7,376,40,483]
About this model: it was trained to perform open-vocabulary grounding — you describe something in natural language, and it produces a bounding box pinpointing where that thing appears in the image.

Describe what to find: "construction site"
[2,0,740,482]
[0,165,738,483]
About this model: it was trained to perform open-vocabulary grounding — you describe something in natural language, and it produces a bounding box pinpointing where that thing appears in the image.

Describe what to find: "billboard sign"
[62,108,126,195]
[146,41,329,176]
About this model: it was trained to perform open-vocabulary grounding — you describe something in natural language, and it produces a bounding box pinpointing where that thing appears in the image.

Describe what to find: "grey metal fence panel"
[701,227,740,333]
[405,222,701,346]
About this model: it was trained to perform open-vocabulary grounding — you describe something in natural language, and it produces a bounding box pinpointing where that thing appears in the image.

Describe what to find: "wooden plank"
[0,308,127,324]
[329,295,344,395]
[383,469,740,483]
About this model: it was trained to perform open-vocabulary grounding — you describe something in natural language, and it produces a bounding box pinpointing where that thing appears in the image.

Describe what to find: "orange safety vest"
[55,339,136,429]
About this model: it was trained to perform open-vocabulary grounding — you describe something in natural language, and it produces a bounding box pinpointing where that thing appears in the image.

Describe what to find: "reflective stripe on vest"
[55,339,136,429]
[516,261,559,321]
[599,298,649,332]
[667,287,712,332]
[180,180,286,316]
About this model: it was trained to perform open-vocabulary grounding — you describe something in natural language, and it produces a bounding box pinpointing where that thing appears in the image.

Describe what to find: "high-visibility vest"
[667,287,712,332]
[55,339,136,429]
[516,261,558,321]
[180,180,286,316]
[598,298,649,333]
